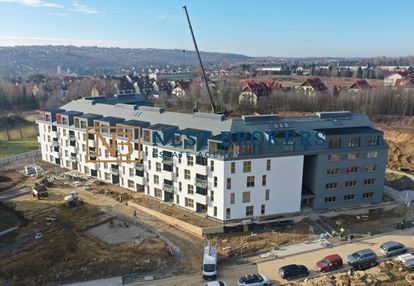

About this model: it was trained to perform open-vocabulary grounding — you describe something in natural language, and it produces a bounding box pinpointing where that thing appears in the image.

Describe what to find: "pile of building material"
[24,165,42,177]
[301,260,408,286]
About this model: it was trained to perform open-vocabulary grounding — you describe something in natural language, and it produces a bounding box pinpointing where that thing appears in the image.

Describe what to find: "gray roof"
[60,98,376,135]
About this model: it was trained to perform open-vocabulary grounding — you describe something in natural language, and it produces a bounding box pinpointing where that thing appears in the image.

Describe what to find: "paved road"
[134,228,414,286]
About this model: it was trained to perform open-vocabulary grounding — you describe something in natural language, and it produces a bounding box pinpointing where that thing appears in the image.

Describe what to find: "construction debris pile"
[300,260,411,286]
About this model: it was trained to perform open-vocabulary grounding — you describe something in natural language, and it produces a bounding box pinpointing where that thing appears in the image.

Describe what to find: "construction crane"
[182,6,217,113]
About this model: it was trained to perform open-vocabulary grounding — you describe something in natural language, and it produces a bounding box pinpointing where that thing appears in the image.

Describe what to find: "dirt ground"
[0,185,178,286]
[209,219,313,257]
[88,180,220,228]
[0,171,25,191]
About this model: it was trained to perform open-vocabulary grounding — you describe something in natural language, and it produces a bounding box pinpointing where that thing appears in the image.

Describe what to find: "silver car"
[347,249,377,266]
[380,241,406,257]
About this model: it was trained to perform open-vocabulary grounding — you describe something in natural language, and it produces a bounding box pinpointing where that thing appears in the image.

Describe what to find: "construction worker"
[133,209,137,218]
[339,227,345,233]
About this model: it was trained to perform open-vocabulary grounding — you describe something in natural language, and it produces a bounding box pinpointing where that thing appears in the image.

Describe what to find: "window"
[145,146,148,156]
[128,180,134,188]
[213,206,217,217]
[230,193,235,204]
[210,190,214,201]
[327,168,339,175]
[242,191,251,203]
[344,194,355,201]
[152,148,158,158]
[247,176,255,187]
[175,167,179,177]
[261,204,265,215]
[326,183,338,189]
[367,151,378,158]
[148,160,151,170]
[363,192,374,199]
[329,138,342,148]
[185,198,194,208]
[348,152,360,160]
[104,163,108,169]
[328,154,341,161]
[262,175,267,186]
[366,164,377,172]
[214,176,217,187]
[266,159,271,171]
[210,160,214,172]
[187,156,193,166]
[184,169,190,180]
[226,178,231,189]
[176,195,179,205]
[346,166,359,174]
[364,178,376,185]
[104,173,110,180]
[345,180,357,187]
[226,208,231,219]
[265,189,270,200]
[179,182,182,192]
[154,175,159,185]
[243,161,251,173]
[187,184,194,194]
[231,162,236,173]
[156,162,161,172]
[348,137,361,148]
[368,135,380,146]
[246,206,254,216]
[325,196,336,203]
[155,188,162,198]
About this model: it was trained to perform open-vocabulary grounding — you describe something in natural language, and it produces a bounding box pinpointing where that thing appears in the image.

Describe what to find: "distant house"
[172,80,192,98]
[384,72,414,88]
[349,79,372,93]
[154,79,174,96]
[90,86,99,97]
[239,81,274,106]
[299,78,328,95]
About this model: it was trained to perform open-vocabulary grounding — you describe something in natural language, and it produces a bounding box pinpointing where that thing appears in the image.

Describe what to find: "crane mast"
[182,6,217,113]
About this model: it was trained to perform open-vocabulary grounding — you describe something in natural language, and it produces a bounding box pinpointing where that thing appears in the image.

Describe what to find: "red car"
[316,254,343,272]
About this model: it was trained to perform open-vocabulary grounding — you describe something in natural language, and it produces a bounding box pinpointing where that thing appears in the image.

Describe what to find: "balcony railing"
[135,163,144,171]
[111,168,119,176]
[162,157,173,165]
[195,178,208,188]
[163,183,174,193]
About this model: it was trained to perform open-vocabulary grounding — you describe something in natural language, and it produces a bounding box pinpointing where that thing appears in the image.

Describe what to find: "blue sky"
[0,0,413,57]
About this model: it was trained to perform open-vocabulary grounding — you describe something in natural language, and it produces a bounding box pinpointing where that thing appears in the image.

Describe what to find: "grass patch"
[0,126,39,158]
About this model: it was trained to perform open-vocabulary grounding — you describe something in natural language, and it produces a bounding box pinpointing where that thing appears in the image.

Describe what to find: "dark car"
[316,254,343,272]
[347,249,377,268]
[278,264,309,280]
[237,273,270,286]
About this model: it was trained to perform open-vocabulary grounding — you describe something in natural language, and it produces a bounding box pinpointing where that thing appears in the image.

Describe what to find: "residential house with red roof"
[239,79,281,105]
[349,79,372,93]
[171,80,192,98]
[299,78,328,95]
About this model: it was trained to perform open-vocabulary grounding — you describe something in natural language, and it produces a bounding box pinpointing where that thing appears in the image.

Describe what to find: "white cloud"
[71,2,98,15]
[0,0,63,8]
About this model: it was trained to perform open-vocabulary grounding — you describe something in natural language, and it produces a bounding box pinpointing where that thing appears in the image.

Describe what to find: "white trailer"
[202,242,217,280]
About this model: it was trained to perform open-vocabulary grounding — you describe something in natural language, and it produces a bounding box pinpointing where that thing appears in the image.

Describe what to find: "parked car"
[278,264,309,280]
[237,274,270,286]
[347,249,377,268]
[380,241,406,257]
[204,281,227,286]
[316,254,343,272]
[403,258,414,270]
[352,260,378,271]
[34,232,44,240]
[397,166,411,172]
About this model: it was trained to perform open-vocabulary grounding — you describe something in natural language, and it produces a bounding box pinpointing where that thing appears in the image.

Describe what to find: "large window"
[187,156,194,166]
[226,178,231,189]
[367,151,378,158]
[363,192,374,199]
[265,189,270,200]
[230,193,235,204]
[243,161,251,173]
[344,194,355,201]
[187,184,194,194]
[261,204,266,215]
[155,188,162,198]
[345,180,357,187]
[348,137,361,148]
[184,169,190,179]
[185,198,194,208]
[226,208,231,219]
[266,159,271,171]
[327,168,339,175]
[329,138,342,148]
[326,182,338,189]
[262,175,267,186]
[246,206,254,216]
[242,191,251,203]
[325,196,336,203]
[154,175,159,185]
[247,176,255,187]
[366,164,377,172]
[346,166,359,174]
[364,178,376,185]
[328,154,341,161]
[368,135,380,146]
[348,152,360,160]
[231,162,236,174]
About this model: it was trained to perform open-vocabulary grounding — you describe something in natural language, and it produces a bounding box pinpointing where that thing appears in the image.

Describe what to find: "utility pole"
[182,6,216,113]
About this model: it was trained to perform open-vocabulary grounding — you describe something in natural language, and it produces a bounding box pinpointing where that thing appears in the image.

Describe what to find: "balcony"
[162,183,174,193]
[194,164,208,175]
[50,130,58,138]
[88,162,98,170]
[194,192,208,205]
[88,149,96,156]
[52,141,59,147]
[136,176,146,186]
[52,150,60,158]
[135,163,144,171]
[88,138,96,147]
[69,134,76,142]
[195,178,208,188]
[111,168,119,176]
[162,156,173,165]
[68,145,77,153]
[70,155,77,161]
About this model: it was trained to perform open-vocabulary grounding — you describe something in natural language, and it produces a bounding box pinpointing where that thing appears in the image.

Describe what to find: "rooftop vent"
[317,111,351,119]
[138,106,165,113]
[242,114,279,123]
